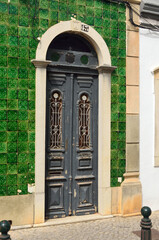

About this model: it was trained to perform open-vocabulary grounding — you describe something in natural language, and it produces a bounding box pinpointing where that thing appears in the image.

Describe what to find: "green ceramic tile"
[19,27,28,37]
[19,6,29,16]
[111,28,118,38]
[111,159,118,168]
[118,113,126,122]
[119,48,126,58]
[28,80,35,89]
[18,90,28,100]
[0,68,7,78]
[28,90,35,101]
[7,153,17,163]
[7,89,17,99]
[118,141,125,149]
[18,153,28,164]
[28,131,35,142]
[18,100,28,110]
[119,85,126,95]
[7,164,17,174]
[18,174,28,184]
[19,48,29,58]
[28,111,35,121]
[0,121,7,131]
[0,34,8,45]
[110,20,118,29]
[18,131,28,142]
[39,18,48,28]
[118,30,126,40]
[94,18,103,27]
[0,78,7,88]
[94,7,102,17]
[19,16,29,27]
[0,14,8,24]
[8,15,18,25]
[0,100,7,109]
[0,142,7,153]
[0,185,6,196]
[18,121,28,131]
[7,121,17,131]
[39,0,48,8]
[0,164,7,174]
[8,36,18,46]
[28,173,35,184]
[111,94,118,104]
[19,37,29,47]
[0,46,7,57]
[8,26,18,36]
[7,131,18,142]
[118,21,126,30]
[111,11,118,20]
[118,159,125,168]
[0,24,7,34]
[29,142,35,152]
[39,9,49,19]
[119,122,126,131]
[7,174,17,185]
[29,48,36,59]
[0,132,7,142]
[119,95,126,103]
[28,121,35,131]
[18,184,28,194]
[50,1,58,10]
[118,168,125,177]
[103,10,110,19]
[0,3,8,14]
[18,111,28,120]
[111,103,118,113]
[111,141,118,149]
[85,16,94,26]
[18,80,28,89]
[7,142,17,153]
[8,57,18,67]
[111,150,118,160]
[8,99,18,110]
[28,101,35,110]
[0,56,7,67]
[18,164,28,174]
[119,76,126,85]
[0,153,7,164]
[8,68,18,79]
[7,185,17,195]
[29,38,38,49]
[18,69,28,79]
[8,47,18,57]
[111,122,118,131]
[0,174,6,185]
[0,110,7,120]
[118,12,125,21]
[118,131,126,142]
[111,177,120,187]
[111,113,118,122]
[0,89,7,99]
[49,11,58,21]
[111,168,118,177]
[18,142,28,153]
[86,0,93,6]
[8,79,18,89]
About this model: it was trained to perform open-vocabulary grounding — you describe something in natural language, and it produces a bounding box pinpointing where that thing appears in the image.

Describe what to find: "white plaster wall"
[140,28,159,210]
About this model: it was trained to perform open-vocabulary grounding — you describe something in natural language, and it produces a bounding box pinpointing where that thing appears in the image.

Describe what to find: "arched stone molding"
[32,19,115,223]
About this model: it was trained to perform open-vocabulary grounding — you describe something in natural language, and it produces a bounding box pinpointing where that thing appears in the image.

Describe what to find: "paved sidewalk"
[10,211,159,240]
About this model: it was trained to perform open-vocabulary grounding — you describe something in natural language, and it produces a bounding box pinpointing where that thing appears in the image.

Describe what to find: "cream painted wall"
[140,28,159,210]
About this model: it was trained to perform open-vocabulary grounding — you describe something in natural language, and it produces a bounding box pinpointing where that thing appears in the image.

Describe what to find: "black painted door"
[45,66,98,219]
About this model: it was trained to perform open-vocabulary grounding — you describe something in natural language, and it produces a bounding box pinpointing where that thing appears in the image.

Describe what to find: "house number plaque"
[81,24,89,32]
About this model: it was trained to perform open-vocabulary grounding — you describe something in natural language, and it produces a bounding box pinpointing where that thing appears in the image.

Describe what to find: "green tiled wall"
[0,0,126,195]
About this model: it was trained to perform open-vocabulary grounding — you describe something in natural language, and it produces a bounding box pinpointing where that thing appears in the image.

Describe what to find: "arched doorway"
[45,33,98,218]
[32,20,115,223]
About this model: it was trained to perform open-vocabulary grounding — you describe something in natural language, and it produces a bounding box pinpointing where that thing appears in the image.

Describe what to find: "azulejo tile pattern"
[0,0,126,195]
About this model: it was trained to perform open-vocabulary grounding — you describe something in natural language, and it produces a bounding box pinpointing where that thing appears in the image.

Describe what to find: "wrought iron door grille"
[79,94,90,149]
[50,91,62,149]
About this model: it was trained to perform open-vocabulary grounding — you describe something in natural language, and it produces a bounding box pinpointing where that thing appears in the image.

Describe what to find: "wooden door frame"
[32,19,116,224]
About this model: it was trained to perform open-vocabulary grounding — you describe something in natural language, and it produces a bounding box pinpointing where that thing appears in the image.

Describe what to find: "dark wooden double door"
[45,66,98,219]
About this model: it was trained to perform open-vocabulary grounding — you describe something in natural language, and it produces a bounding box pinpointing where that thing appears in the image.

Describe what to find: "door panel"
[45,67,98,219]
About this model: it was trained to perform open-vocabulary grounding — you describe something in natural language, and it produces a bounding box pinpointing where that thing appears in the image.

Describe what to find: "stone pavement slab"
[10,211,159,240]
